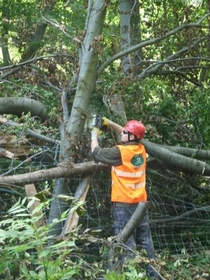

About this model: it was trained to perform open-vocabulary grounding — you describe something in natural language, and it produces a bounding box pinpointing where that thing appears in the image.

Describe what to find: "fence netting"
[0,142,210,261]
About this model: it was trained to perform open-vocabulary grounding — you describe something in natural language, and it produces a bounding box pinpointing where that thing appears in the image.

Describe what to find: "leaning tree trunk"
[47,0,107,238]
[47,178,70,245]
[142,139,208,175]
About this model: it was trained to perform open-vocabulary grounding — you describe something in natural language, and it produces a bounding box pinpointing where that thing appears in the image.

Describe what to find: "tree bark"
[65,0,107,150]
[47,178,70,244]
[159,144,210,160]
[0,162,108,185]
[119,0,142,75]
[1,151,210,185]
[22,1,57,60]
[0,98,48,121]
[46,0,107,238]
[142,139,210,175]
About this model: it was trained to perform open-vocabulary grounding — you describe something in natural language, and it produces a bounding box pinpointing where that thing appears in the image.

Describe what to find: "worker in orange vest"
[91,118,160,279]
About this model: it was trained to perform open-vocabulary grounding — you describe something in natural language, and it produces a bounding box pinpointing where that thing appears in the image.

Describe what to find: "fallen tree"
[1,140,210,185]
[0,161,107,185]
[0,98,49,121]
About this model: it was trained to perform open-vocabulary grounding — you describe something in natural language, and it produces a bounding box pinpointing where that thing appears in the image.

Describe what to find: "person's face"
[121,130,135,143]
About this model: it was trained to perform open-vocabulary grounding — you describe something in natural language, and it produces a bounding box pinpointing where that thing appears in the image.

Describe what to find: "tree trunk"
[142,139,209,175]
[0,0,11,65]
[159,144,210,160]
[65,0,107,146]
[119,0,143,75]
[46,0,107,239]
[0,98,48,121]
[22,1,57,60]
[47,178,70,244]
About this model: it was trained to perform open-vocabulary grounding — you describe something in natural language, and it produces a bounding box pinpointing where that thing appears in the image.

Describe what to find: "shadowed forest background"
[0,0,210,279]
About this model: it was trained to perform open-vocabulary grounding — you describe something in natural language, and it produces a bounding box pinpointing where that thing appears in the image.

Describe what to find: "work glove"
[91,127,102,140]
[102,117,113,127]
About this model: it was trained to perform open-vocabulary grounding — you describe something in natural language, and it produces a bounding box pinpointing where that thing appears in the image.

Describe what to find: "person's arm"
[91,128,99,152]
[102,117,124,133]
[90,126,122,165]
[91,118,124,152]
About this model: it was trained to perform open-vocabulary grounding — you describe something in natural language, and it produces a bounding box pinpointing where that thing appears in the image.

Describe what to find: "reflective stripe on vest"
[125,181,145,189]
[114,169,145,178]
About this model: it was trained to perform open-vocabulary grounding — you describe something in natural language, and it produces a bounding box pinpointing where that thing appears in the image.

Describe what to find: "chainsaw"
[74,106,106,131]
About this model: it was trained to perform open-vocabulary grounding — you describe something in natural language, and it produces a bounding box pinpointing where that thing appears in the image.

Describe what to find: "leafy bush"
[0,197,98,279]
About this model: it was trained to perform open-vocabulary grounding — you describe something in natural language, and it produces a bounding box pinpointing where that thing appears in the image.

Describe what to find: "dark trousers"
[112,203,156,277]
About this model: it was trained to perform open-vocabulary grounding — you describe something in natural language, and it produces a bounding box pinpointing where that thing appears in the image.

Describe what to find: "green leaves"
[0,197,99,279]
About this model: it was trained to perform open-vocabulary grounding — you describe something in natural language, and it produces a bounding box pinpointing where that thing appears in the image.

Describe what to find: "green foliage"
[187,88,210,148]
[163,250,210,280]
[0,196,209,279]
[0,197,101,279]
[1,1,210,279]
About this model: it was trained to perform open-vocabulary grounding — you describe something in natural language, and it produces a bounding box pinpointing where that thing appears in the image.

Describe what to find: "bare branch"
[151,205,210,224]
[0,115,59,145]
[138,37,207,81]
[0,161,109,185]
[0,148,56,177]
[98,19,210,75]
[41,15,73,40]
[0,54,73,80]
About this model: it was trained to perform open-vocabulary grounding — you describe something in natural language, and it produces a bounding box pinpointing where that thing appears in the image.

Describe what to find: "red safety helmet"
[124,120,146,140]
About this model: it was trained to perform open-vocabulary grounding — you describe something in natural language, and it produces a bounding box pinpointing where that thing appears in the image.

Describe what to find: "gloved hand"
[102,117,113,127]
[91,127,102,140]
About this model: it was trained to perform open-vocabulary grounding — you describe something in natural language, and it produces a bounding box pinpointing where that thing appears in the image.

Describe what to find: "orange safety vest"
[111,144,147,203]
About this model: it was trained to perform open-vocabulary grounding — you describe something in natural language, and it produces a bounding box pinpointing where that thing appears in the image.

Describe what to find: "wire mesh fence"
[1,142,210,262]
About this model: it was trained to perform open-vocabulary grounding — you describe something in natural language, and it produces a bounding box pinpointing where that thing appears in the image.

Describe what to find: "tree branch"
[0,97,48,121]
[0,162,109,185]
[151,205,210,224]
[22,2,57,60]
[158,145,210,160]
[98,18,210,75]
[0,148,14,159]
[0,54,73,80]
[142,139,210,176]
[0,115,59,145]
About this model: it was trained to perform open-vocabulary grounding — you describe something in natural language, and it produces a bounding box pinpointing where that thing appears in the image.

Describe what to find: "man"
[91,118,159,279]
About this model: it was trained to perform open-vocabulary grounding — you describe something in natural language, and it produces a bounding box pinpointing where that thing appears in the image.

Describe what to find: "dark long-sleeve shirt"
[92,142,140,166]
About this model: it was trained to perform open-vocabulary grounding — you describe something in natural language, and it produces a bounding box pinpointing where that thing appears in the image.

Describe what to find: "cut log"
[0,148,15,159]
